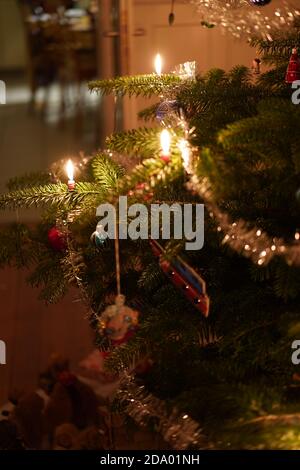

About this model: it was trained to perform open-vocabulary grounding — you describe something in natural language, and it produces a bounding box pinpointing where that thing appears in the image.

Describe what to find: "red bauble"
[48,227,67,252]
[285,48,300,84]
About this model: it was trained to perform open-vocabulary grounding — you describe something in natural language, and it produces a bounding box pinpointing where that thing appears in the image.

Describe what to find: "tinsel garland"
[189,0,300,39]
[116,374,211,450]
[186,173,300,267]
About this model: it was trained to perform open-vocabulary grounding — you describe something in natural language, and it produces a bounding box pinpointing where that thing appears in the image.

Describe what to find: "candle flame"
[66,159,74,181]
[154,53,162,75]
[160,129,171,155]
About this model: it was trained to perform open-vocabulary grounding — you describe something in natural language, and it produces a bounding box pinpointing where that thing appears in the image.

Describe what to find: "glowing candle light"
[154,53,162,75]
[66,159,75,191]
[160,129,171,162]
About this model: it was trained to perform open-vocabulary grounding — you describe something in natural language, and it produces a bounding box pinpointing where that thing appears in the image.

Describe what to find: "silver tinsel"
[189,0,300,39]
[186,174,300,267]
[117,375,212,450]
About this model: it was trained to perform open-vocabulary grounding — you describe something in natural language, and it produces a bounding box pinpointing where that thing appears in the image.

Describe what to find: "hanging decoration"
[156,100,179,121]
[189,0,299,39]
[150,239,210,317]
[90,224,107,247]
[48,226,67,252]
[285,48,300,84]
[168,0,176,25]
[97,203,139,345]
[98,294,139,345]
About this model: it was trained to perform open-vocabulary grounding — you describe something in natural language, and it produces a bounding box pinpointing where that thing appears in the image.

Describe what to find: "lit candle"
[154,53,162,75]
[160,129,171,163]
[66,159,75,191]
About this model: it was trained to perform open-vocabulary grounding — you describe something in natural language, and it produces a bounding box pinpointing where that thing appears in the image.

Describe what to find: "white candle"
[160,129,171,162]
[154,53,162,75]
[66,159,75,191]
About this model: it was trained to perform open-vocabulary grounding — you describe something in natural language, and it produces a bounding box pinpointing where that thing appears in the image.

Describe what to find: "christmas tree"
[1,20,300,450]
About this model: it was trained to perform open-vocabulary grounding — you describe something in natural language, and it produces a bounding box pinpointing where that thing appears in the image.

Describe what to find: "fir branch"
[7,172,52,191]
[106,128,161,158]
[27,250,68,304]
[138,103,159,121]
[0,182,103,210]
[91,153,124,190]
[251,29,300,66]
[89,74,181,98]
[138,262,165,292]
[0,223,34,268]
[105,336,148,373]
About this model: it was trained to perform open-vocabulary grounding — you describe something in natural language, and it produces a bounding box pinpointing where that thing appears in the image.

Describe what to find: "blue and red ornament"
[150,239,210,317]
[98,294,139,345]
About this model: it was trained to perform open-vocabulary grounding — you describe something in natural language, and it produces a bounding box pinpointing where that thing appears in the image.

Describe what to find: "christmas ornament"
[48,226,67,252]
[285,48,300,84]
[168,0,175,25]
[150,239,210,317]
[156,100,178,121]
[252,58,261,75]
[98,294,139,344]
[249,0,271,6]
[97,203,139,345]
[90,224,107,247]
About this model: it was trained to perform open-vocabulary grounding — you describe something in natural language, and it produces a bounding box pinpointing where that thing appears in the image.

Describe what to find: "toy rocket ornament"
[285,48,300,84]
[150,239,210,317]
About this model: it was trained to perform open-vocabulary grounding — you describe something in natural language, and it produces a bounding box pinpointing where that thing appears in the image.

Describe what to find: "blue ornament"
[91,225,107,247]
[156,100,178,121]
